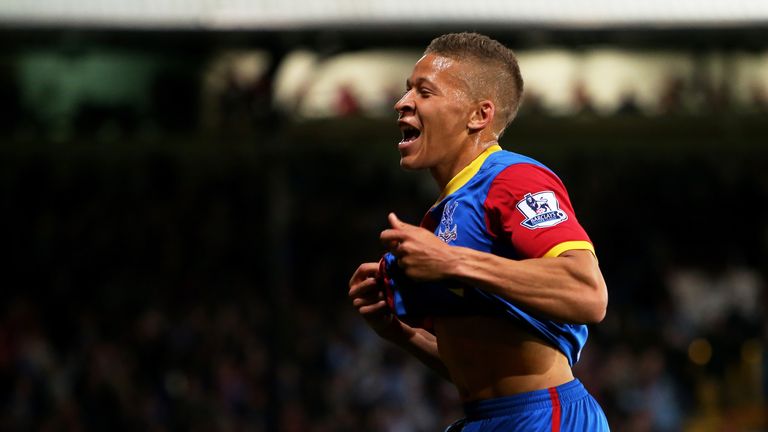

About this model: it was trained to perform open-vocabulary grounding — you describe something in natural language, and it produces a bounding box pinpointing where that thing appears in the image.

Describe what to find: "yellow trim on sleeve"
[543,241,595,258]
[434,144,502,205]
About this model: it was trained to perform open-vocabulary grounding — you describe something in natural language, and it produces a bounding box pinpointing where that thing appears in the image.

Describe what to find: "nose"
[394,89,415,115]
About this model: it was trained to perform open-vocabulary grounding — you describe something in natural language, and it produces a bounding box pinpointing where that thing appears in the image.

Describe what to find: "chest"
[423,195,493,252]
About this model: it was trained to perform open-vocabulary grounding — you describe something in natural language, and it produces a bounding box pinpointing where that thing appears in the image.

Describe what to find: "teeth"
[399,123,421,145]
[402,127,420,142]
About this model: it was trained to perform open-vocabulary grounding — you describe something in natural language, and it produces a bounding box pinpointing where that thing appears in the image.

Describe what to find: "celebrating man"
[349,32,610,431]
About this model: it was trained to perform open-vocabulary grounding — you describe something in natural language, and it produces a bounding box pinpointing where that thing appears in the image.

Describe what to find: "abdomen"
[434,315,574,402]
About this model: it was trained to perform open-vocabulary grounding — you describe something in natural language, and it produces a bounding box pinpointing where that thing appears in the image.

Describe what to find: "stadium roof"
[2,0,768,30]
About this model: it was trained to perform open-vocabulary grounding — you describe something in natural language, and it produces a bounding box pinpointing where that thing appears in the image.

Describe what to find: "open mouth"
[400,125,421,144]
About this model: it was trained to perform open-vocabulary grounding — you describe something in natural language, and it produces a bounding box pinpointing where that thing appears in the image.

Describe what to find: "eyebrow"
[406,77,436,88]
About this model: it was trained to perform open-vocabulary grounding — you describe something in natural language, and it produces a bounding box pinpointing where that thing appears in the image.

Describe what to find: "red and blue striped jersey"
[381,144,594,365]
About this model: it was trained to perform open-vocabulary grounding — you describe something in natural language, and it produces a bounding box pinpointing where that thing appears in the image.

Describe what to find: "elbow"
[561,278,607,325]
[569,266,607,324]
[587,299,607,324]
[580,298,606,325]
[585,279,608,324]
[560,250,608,324]
[580,257,608,324]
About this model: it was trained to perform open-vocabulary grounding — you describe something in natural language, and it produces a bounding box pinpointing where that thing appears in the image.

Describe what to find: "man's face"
[394,53,475,172]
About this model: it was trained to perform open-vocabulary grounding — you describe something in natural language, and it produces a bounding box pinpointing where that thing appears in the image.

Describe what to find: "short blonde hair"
[425,32,524,132]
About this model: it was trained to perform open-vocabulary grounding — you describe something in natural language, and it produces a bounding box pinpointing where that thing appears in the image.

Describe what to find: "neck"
[431,137,498,190]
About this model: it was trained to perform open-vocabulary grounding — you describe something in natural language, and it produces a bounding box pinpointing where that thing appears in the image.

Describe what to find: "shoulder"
[486,149,549,169]
[482,153,579,229]
[485,152,564,197]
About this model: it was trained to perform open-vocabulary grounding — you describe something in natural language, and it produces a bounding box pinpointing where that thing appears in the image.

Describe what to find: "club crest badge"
[437,200,459,244]
[516,191,568,229]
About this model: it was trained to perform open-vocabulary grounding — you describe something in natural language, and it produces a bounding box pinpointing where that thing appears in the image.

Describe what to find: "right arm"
[348,262,451,381]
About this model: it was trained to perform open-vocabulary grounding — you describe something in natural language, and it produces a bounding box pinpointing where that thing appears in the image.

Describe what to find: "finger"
[348,277,380,298]
[352,291,385,308]
[388,212,407,229]
[352,296,378,308]
[380,229,404,245]
[349,262,380,285]
[389,243,406,259]
[359,300,388,315]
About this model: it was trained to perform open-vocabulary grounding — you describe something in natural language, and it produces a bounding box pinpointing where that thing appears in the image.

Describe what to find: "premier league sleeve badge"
[516,191,568,229]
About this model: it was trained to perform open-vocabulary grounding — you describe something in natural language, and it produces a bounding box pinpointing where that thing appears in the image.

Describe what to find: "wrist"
[446,246,474,280]
[376,317,412,342]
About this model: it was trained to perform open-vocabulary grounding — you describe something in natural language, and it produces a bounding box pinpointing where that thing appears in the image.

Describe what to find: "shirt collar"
[435,144,502,205]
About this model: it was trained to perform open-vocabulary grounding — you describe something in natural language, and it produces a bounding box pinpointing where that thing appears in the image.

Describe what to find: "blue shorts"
[448,379,609,432]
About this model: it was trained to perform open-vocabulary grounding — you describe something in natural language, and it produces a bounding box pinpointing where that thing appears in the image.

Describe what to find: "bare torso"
[434,315,574,402]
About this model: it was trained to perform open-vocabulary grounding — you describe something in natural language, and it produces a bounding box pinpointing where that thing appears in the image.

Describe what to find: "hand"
[348,262,401,338]
[379,212,456,281]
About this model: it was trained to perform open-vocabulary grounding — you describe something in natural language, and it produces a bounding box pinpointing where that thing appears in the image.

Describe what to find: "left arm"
[381,213,607,324]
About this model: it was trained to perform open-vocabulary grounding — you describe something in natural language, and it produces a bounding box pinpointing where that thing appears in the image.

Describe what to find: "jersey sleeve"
[484,163,594,259]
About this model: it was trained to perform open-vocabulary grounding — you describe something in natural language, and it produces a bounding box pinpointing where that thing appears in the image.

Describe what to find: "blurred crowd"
[1,37,768,432]
[1,123,767,431]
[3,44,768,144]
[1,265,765,431]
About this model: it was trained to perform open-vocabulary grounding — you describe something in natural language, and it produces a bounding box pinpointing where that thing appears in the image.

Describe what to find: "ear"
[467,100,495,132]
